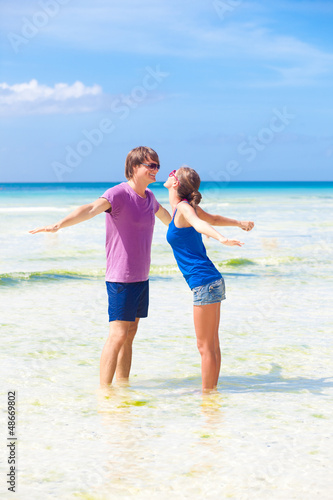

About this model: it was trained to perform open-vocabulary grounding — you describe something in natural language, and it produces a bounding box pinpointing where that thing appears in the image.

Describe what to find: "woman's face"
[163,169,179,189]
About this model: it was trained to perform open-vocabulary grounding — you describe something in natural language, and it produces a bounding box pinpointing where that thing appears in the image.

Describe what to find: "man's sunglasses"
[141,162,160,171]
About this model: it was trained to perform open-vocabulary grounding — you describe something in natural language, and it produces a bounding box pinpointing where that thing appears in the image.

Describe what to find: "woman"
[164,167,254,391]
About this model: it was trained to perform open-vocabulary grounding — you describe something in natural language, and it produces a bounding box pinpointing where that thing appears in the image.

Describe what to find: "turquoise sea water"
[1,182,333,499]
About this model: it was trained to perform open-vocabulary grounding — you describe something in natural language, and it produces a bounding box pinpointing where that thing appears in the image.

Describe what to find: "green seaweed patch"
[0,269,104,285]
[118,400,149,408]
[312,413,327,419]
[150,264,180,275]
[219,258,256,267]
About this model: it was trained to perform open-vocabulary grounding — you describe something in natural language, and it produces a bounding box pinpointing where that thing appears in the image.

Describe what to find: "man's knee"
[127,320,139,342]
[108,322,131,348]
[109,332,127,350]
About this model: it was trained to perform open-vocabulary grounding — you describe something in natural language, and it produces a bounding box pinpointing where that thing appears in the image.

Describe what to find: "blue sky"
[0,0,332,182]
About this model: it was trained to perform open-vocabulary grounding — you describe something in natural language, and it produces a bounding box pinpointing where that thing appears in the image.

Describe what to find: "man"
[30,146,171,386]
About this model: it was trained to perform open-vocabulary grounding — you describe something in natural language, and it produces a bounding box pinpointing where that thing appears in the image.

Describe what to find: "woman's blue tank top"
[166,207,221,290]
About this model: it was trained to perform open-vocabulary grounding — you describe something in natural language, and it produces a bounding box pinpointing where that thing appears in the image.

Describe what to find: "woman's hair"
[125,146,159,180]
[176,166,202,208]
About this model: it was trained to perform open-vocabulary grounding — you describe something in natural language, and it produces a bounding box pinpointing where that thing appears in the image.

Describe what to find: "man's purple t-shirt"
[101,182,160,283]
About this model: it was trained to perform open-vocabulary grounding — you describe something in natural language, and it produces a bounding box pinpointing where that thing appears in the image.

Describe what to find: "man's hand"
[239,221,254,232]
[29,224,59,234]
[29,197,111,234]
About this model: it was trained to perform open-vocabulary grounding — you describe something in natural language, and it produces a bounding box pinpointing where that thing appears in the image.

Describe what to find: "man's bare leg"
[100,320,132,386]
[116,318,140,381]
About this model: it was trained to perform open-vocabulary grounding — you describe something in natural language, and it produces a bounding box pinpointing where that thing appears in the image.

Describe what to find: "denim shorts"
[106,280,149,322]
[192,277,226,306]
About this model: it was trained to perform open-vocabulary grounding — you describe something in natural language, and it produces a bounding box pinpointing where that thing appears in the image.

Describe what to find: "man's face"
[136,157,160,184]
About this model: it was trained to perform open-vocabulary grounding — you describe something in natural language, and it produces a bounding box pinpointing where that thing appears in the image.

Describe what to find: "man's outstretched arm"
[29,197,111,234]
[155,204,171,226]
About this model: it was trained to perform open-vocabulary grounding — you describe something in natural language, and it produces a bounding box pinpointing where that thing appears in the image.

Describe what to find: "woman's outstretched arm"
[29,197,111,234]
[178,202,244,247]
[196,206,254,231]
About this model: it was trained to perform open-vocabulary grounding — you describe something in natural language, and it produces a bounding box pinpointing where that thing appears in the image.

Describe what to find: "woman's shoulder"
[176,200,190,211]
[177,200,198,217]
[174,202,193,228]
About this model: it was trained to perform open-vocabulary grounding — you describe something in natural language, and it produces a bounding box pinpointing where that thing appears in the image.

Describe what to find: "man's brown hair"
[125,146,159,180]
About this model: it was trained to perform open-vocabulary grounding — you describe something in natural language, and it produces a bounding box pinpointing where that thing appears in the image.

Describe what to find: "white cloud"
[0,79,103,115]
[0,73,170,115]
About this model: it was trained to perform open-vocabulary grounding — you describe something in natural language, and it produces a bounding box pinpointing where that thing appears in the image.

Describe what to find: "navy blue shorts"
[106,280,149,322]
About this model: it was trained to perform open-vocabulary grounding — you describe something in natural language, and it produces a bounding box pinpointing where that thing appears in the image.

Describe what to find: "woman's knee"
[197,341,215,357]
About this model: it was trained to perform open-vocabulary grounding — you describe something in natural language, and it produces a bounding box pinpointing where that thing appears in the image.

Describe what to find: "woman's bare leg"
[193,302,221,391]
[214,304,221,387]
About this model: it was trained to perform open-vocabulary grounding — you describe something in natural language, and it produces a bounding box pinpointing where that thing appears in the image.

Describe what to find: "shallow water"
[1,182,333,499]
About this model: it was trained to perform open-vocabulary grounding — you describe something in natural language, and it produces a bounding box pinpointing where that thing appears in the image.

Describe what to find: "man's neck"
[127,178,148,198]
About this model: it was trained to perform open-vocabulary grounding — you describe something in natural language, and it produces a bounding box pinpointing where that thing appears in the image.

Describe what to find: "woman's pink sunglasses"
[169,170,180,184]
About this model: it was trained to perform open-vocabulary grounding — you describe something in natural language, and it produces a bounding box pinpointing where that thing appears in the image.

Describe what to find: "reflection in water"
[95,385,227,499]
[85,365,333,499]
[96,385,170,497]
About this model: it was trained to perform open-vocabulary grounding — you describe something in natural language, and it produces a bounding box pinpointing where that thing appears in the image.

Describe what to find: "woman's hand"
[239,221,254,231]
[29,224,59,234]
[219,237,244,247]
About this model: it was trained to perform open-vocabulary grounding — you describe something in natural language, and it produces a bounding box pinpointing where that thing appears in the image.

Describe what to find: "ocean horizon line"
[1,180,333,189]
